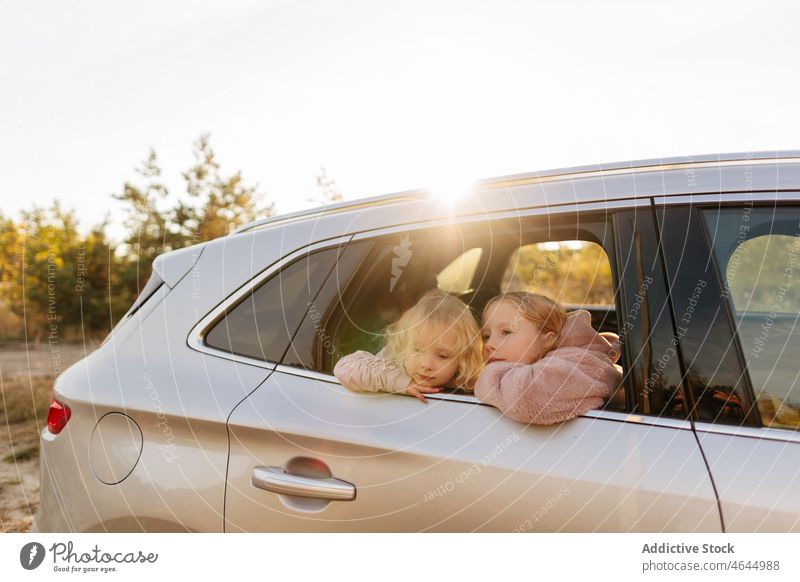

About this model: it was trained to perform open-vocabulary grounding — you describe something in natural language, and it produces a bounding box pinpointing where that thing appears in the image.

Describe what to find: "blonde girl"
[334,290,483,402]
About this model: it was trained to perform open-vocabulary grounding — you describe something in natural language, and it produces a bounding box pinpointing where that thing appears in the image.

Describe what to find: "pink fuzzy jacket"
[475,310,623,425]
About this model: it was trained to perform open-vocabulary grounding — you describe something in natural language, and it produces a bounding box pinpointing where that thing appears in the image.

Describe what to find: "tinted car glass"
[703,206,800,429]
[204,246,340,362]
[614,209,688,419]
[282,242,371,370]
[656,204,757,426]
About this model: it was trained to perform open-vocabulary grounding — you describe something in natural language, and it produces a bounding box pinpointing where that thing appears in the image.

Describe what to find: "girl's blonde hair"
[484,291,567,351]
[383,290,483,389]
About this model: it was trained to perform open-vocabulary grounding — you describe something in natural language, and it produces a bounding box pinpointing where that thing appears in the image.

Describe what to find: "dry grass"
[0,340,96,533]
[0,420,44,533]
[0,375,53,533]
[0,375,53,425]
[3,445,39,463]
[0,300,23,339]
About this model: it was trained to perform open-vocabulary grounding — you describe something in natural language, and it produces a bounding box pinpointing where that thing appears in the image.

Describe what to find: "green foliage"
[502,241,614,305]
[114,135,273,291]
[726,234,800,312]
[0,203,118,341]
[182,134,272,241]
[0,134,274,341]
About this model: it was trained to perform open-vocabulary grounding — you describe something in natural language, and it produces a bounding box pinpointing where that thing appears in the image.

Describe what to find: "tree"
[112,149,175,311]
[308,166,343,206]
[0,134,275,342]
[0,204,121,344]
[114,134,274,304]
[0,212,25,338]
[503,241,614,305]
[180,134,272,241]
[77,219,128,335]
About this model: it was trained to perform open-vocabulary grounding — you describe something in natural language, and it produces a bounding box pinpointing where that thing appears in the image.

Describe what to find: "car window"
[281,215,627,412]
[703,206,800,430]
[502,240,613,302]
[204,246,340,362]
[615,208,688,420]
[281,241,371,370]
[501,240,616,333]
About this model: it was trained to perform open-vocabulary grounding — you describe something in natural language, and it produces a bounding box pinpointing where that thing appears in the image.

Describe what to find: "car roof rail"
[233,150,800,235]
[230,188,430,235]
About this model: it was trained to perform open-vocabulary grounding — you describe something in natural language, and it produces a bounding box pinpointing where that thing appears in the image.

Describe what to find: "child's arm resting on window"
[333,349,413,394]
[474,350,622,424]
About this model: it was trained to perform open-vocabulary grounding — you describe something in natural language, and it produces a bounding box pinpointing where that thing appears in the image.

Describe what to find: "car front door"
[658,198,800,532]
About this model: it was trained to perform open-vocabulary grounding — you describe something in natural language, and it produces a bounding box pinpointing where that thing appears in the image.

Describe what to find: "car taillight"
[47,398,71,434]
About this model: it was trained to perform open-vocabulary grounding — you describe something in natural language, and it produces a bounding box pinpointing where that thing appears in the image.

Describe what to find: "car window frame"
[653,193,800,431]
[613,206,692,420]
[187,235,354,369]
[282,201,653,417]
[656,200,760,427]
[642,190,800,443]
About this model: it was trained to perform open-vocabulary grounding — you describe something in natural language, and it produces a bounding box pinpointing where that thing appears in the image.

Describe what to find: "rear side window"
[204,247,340,362]
[704,206,800,430]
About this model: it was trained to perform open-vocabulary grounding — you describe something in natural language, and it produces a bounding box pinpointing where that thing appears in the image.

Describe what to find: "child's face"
[404,325,461,388]
[481,301,556,365]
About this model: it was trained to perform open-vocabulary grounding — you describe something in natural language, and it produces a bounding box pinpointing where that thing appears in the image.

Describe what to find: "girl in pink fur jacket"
[477,291,622,424]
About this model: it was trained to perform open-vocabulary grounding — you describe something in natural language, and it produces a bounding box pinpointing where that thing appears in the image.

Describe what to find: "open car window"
[282,214,626,411]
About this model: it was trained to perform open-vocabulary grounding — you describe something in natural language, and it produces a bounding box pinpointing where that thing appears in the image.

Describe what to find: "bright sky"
[1,0,798,240]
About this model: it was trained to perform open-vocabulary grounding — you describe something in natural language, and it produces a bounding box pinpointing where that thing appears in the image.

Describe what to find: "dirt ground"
[0,415,45,532]
[0,342,97,533]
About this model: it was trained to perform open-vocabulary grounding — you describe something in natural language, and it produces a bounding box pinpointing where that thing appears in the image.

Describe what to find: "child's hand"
[405,384,441,403]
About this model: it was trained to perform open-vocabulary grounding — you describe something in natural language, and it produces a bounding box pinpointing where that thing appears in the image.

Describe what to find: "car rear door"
[223,203,722,531]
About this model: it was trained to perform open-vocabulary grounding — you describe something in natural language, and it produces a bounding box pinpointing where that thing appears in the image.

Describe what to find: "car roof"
[233,150,800,235]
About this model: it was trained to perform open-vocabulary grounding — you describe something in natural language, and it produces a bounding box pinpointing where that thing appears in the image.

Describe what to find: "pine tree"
[113,134,273,318]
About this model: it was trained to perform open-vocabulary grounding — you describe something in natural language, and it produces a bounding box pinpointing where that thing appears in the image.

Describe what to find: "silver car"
[35,151,800,532]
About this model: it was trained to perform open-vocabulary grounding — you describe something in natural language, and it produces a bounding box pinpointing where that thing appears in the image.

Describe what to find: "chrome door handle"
[251,466,356,501]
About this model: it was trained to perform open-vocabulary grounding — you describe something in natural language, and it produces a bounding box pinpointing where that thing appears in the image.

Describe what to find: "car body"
[35,151,800,532]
